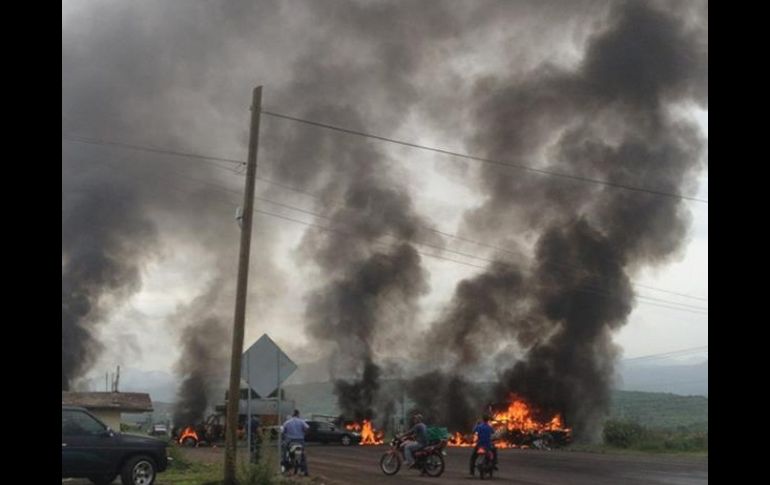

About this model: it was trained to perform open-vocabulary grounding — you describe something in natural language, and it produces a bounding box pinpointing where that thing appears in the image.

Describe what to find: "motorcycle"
[281,441,305,475]
[379,435,446,477]
[473,446,496,479]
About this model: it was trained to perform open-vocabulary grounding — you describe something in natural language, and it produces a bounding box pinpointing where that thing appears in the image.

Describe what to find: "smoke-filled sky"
[63,0,707,395]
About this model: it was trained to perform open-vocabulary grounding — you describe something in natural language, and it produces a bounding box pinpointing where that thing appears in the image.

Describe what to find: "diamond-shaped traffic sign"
[241,334,297,398]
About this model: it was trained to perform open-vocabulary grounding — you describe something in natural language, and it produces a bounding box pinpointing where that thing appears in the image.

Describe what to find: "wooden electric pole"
[224,85,262,485]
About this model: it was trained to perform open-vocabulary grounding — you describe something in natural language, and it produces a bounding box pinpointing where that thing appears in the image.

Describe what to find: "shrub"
[603,420,646,448]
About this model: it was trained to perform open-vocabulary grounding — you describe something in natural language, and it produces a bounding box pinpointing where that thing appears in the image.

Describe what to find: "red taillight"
[477,447,486,454]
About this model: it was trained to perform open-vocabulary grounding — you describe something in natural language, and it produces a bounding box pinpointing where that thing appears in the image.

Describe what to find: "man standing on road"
[249,415,261,463]
[283,409,310,475]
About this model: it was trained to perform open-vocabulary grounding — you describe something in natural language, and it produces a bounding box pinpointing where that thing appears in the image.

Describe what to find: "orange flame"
[178,426,199,445]
[447,395,571,448]
[448,431,477,447]
[345,419,384,445]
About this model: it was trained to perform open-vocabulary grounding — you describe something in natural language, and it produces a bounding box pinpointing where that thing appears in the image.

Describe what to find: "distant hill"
[617,360,708,396]
[286,359,708,397]
[610,390,708,431]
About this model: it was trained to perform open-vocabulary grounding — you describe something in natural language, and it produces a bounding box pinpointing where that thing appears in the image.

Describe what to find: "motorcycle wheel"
[379,451,401,475]
[423,453,445,477]
[475,455,487,479]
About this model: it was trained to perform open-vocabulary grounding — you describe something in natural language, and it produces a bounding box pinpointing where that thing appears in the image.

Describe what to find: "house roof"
[62,392,153,412]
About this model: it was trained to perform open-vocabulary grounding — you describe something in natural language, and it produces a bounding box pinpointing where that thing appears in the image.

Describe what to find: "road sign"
[241,334,297,397]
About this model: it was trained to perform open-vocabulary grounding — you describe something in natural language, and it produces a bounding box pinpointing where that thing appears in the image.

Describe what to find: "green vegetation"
[609,391,708,431]
[602,419,708,453]
[156,431,331,485]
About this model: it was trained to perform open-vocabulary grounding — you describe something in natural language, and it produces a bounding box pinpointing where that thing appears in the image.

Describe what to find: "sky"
[93,123,707,374]
[62,0,708,387]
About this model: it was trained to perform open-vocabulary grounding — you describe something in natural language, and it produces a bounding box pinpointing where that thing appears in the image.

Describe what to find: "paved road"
[306,445,707,485]
[63,444,708,484]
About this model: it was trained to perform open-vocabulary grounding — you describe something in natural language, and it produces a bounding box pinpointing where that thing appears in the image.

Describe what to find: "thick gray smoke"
[422,0,707,439]
[62,0,449,419]
[62,175,157,390]
[258,1,460,421]
[171,281,231,426]
[62,1,285,407]
[407,371,487,431]
[63,0,706,438]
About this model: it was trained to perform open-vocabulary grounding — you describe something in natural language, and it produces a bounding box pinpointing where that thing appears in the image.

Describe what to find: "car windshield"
[62,410,107,435]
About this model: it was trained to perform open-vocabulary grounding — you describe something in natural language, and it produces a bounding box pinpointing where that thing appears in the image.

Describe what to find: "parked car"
[148,423,168,437]
[305,420,361,446]
[62,405,169,485]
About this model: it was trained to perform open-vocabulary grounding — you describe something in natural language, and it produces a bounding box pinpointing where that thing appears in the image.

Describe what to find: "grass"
[596,419,708,455]
[155,446,221,485]
[155,431,338,485]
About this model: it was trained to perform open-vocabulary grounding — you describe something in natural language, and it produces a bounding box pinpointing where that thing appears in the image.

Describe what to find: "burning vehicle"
[173,413,249,447]
[447,396,571,449]
[343,419,384,445]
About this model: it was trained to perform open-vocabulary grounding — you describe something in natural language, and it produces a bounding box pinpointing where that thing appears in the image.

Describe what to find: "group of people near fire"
[277,408,497,477]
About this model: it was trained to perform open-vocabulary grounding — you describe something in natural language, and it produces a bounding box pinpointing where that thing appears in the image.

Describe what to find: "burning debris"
[440,395,572,449]
[436,395,572,449]
[345,420,385,446]
[177,426,200,447]
[173,413,246,448]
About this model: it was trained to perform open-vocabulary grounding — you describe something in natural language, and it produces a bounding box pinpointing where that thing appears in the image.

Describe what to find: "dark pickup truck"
[62,406,169,485]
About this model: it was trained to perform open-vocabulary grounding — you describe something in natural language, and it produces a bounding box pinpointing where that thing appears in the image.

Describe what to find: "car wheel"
[120,455,157,485]
[88,474,117,485]
[341,435,352,446]
[182,436,197,447]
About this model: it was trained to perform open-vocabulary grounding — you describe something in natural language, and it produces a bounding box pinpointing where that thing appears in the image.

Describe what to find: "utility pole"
[224,85,262,485]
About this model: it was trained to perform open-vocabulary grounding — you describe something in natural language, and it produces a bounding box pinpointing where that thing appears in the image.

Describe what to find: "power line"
[260,109,709,204]
[623,346,708,362]
[63,133,709,304]
[62,134,245,173]
[69,152,709,316]
[251,207,707,316]
[626,378,708,389]
[630,284,708,302]
[253,197,707,314]
[255,179,709,304]
[66,152,497,272]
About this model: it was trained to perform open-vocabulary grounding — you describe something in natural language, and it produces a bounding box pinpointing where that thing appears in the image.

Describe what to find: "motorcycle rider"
[469,414,498,476]
[282,409,309,475]
[399,413,428,468]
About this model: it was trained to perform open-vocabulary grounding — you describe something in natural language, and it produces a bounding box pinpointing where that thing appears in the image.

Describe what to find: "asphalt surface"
[62,444,708,485]
[306,445,708,485]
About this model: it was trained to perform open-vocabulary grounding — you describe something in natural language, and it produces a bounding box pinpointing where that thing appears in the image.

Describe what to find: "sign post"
[240,334,297,469]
